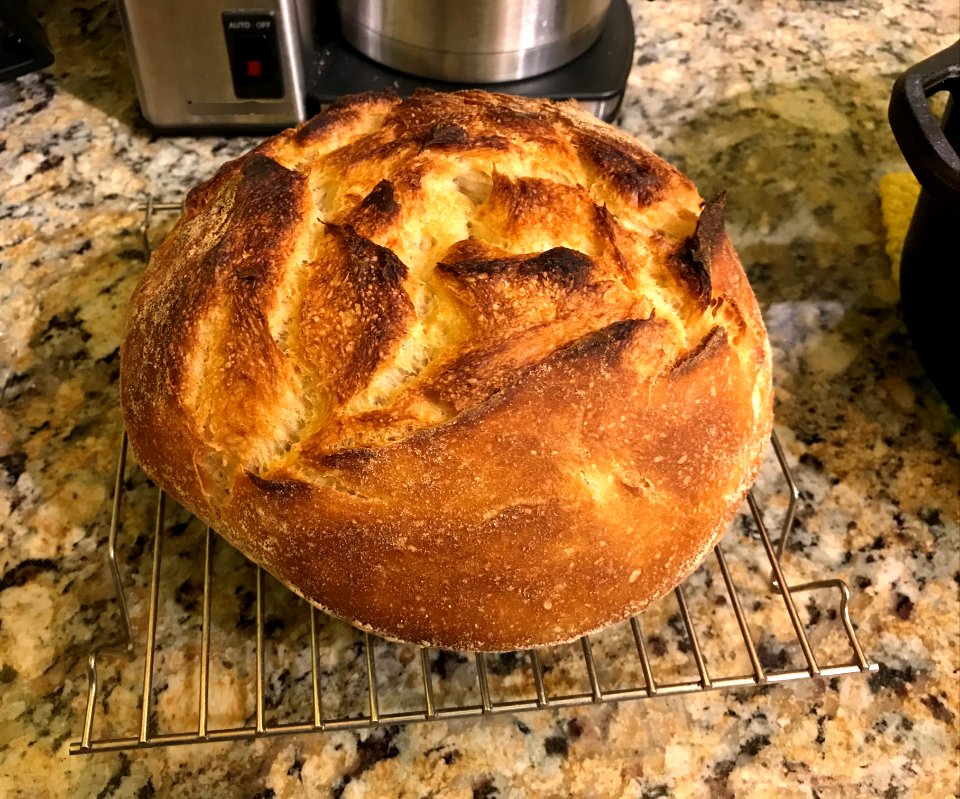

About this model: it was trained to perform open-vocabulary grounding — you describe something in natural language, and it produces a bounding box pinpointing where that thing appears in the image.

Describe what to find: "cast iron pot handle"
[0,0,55,82]
[889,40,960,201]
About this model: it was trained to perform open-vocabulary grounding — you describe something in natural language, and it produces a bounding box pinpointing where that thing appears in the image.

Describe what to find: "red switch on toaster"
[222,12,284,99]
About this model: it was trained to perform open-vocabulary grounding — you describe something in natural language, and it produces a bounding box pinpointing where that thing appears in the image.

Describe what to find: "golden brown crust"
[120,90,773,651]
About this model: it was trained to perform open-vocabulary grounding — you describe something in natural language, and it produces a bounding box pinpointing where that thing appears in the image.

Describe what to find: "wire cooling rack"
[70,198,877,755]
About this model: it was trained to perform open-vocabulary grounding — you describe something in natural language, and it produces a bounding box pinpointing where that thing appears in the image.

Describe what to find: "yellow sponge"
[878,172,921,284]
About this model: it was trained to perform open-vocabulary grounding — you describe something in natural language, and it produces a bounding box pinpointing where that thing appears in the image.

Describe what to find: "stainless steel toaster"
[118,0,314,131]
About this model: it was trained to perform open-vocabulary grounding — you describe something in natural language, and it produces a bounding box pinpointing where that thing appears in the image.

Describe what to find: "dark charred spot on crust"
[314,224,414,401]
[421,122,509,151]
[616,477,645,497]
[693,193,727,258]
[384,90,535,150]
[517,248,594,288]
[349,180,402,236]
[295,90,399,144]
[688,193,726,296]
[313,447,377,472]
[475,135,510,150]
[236,154,306,229]
[295,112,346,144]
[241,151,294,185]
[184,158,241,216]
[511,174,550,206]
[230,153,306,236]
[144,154,311,396]
[670,192,726,307]
[360,180,399,214]
[575,130,667,207]
[234,261,266,280]
[593,203,616,235]
[382,91,452,140]
[312,447,377,470]
[327,223,408,286]
[200,155,306,286]
[424,123,469,147]
[670,325,727,377]
[439,246,594,292]
[477,99,555,137]
[559,318,648,361]
[670,249,711,307]
[247,472,312,496]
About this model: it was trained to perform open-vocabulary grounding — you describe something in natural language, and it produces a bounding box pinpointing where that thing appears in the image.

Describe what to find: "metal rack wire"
[70,198,878,755]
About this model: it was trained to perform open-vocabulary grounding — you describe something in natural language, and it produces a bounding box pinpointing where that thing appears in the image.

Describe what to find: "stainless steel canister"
[336,0,612,83]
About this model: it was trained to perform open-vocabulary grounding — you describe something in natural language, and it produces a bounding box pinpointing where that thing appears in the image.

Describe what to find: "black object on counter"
[0,1,54,82]
[889,41,960,413]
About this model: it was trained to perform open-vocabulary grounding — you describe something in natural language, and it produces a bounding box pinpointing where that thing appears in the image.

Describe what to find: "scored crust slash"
[120,89,773,652]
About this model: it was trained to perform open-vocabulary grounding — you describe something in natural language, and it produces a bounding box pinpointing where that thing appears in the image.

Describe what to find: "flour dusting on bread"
[120,90,772,651]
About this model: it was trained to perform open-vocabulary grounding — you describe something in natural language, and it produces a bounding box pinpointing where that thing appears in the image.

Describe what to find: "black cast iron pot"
[889,41,960,413]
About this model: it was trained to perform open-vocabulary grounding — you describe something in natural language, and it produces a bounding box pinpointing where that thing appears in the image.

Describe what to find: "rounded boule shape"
[120,90,773,651]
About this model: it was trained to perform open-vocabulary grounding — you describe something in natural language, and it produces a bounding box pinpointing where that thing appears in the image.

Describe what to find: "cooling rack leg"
[783,578,874,672]
[475,653,493,713]
[832,581,872,671]
[79,434,137,751]
[107,434,135,652]
[629,617,658,697]
[140,194,155,255]
[419,649,437,719]
[528,650,548,707]
[770,432,800,567]
[364,632,380,724]
[674,585,712,689]
[748,492,821,677]
[198,528,214,739]
[139,490,166,744]
[580,637,604,702]
[310,607,324,729]
[80,654,99,750]
[714,545,766,684]
[255,568,266,734]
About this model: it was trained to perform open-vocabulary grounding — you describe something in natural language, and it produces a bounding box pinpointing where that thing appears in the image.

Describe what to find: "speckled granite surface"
[1,1,958,797]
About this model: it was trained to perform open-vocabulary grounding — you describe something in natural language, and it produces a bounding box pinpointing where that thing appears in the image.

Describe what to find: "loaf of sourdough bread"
[120,90,773,651]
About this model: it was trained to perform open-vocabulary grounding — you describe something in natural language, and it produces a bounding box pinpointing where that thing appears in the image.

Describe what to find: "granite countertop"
[1,1,958,797]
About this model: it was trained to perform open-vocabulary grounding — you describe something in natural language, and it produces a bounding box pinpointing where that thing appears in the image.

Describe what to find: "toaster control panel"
[222,12,284,99]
